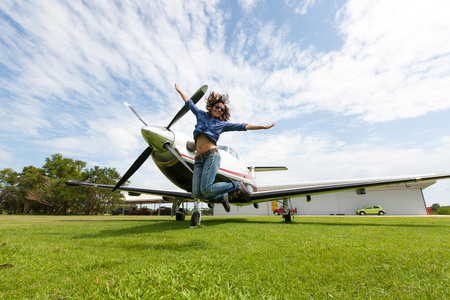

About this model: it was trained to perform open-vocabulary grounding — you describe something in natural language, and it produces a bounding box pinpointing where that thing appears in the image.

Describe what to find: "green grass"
[1,215,449,299]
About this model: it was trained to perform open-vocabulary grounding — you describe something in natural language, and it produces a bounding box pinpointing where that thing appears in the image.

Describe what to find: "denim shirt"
[185,99,247,145]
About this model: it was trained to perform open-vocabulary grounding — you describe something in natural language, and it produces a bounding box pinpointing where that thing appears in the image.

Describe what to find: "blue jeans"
[192,151,238,201]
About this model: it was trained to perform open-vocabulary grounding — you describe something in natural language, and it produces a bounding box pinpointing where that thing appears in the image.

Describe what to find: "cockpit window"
[229,147,239,159]
[217,145,239,159]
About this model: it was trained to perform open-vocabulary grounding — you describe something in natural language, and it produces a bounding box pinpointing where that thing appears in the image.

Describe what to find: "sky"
[1,0,450,206]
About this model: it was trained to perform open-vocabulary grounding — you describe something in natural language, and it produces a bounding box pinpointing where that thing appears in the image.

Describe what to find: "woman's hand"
[246,122,275,130]
[175,83,189,102]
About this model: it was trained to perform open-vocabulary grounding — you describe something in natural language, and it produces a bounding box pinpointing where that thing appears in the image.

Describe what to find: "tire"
[190,212,200,227]
[284,212,292,222]
[176,208,185,221]
[360,211,365,215]
[274,211,279,216]
[378,211,385,215]
[176,212,185,221]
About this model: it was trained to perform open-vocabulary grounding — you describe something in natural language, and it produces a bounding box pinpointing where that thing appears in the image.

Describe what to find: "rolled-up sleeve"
[223,122,247,132]
[185,99,200,117]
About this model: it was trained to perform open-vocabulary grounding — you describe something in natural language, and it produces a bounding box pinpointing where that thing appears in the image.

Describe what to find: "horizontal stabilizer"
[248,166,288,172]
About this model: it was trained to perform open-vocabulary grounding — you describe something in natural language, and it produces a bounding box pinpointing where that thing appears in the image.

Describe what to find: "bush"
[437,207,450,215]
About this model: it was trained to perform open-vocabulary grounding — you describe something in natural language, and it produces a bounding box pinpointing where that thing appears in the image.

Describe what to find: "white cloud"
[285,0,318,15]
[238,0,263,13]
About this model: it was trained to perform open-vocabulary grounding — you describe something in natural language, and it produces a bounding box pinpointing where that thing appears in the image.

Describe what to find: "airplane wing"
[65,180,193,202]
[249,173,450,203]
[67,173,450,205]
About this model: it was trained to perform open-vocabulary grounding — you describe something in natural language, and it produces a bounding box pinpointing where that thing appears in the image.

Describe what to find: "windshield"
[217,145,239,159]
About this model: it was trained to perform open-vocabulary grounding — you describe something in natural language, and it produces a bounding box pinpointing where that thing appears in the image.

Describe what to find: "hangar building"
[214,177,435,216]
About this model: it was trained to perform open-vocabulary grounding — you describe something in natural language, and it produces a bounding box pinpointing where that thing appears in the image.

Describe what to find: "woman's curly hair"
[205,91,230,121]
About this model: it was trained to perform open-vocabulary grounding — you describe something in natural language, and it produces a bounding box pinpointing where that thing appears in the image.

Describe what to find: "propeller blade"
[113,147,153,191]
[166,85,208,129]
[164,143,193,173]
[124,102,147,126]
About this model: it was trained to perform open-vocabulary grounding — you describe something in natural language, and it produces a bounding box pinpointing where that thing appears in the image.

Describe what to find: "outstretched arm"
[174,83,190,102]
[246,122,275,130]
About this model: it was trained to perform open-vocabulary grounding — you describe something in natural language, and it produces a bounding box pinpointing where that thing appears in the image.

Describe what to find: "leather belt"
[195,148,218,160]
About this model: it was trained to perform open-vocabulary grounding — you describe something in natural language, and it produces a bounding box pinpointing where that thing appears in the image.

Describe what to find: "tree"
[1,154,124,215]
[437,206,450,215]
[79,166,124,215]
[40,153,85,214]
[430,203,440,214]
[43,153,85,179]
[0,168,22,214]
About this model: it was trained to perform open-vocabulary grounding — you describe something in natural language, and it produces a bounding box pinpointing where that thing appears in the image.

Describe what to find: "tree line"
[429,203,450,215]
[0,153,124,215]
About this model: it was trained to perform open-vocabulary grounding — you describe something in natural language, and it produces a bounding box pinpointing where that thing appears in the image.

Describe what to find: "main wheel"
[176,208,185,221]
[284,212,292,222]
[190,212,201,227]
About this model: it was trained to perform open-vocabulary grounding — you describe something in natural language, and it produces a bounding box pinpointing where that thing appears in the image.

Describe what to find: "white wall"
[214,188,428,216]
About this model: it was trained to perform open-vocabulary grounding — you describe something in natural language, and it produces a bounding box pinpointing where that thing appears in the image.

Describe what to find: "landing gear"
[282,198,294,223]
[172,200,186,221]
[284,211,292,222]
[190,199,202,228]
[176,208,185,221]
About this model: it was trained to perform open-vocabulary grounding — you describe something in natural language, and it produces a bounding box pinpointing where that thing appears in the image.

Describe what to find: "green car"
[356,205,386,215]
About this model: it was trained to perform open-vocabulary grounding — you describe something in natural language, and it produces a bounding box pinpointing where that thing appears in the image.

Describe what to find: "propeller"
[164,143,193,173]
[124,102,147,126]
[112,146,153,191]
[166,85,208,129]
[113,85,208,191]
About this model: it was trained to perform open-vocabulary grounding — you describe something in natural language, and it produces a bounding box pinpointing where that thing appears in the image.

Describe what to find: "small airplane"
[66,85,450,227]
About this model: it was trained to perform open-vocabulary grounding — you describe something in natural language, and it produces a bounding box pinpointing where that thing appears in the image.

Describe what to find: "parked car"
[273,207,296,215]
[111,208,133,215]
[356,205,385,215]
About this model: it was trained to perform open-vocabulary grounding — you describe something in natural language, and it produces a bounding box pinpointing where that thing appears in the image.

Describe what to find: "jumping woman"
[175,83,275,212]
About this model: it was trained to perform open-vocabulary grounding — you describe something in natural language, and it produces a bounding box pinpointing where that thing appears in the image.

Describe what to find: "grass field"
[1,215,449,299]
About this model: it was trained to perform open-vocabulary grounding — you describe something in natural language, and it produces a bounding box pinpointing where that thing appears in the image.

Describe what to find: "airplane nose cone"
[141,125,174,152]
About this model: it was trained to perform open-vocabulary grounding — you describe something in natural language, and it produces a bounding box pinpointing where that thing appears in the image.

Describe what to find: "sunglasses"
[214,104,225,113]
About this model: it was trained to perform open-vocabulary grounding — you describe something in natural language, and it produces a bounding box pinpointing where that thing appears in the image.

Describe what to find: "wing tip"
[65,180,82,186]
